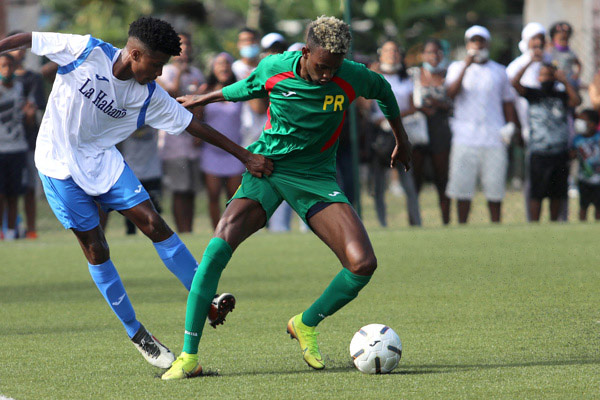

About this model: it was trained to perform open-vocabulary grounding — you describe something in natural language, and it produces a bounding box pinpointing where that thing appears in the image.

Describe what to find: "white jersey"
[31,32,193,196]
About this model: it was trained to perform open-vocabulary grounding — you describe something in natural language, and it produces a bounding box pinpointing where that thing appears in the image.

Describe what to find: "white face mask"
[468,48,489,63]
[574,118,589,134]
[380,63,402,74]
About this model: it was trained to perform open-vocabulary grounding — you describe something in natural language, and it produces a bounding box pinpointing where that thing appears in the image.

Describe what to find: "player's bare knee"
[86,239,110,264]
[348,254,377,276]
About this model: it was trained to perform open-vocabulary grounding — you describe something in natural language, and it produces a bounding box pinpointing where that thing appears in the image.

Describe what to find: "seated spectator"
[512,58,581,221]
[196,53,245,228]
[445,26,520,224]
[0,54,35,240]
[572,110,600,221]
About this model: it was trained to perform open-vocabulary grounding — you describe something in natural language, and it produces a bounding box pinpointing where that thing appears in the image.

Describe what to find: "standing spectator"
[507,22,551,221]
[197,53,245,228]
[262,33,294,232]
[157,32,204,233]
[572,110,600,221]
[120,126,163,234]
[548,21,581,89]
[445,25,520,224]
[512,58,581,221]
[409,38,452,224]
[371,40,422,227]
[8,30,46,239]
[232,28,268,147]
[0,54,35,240]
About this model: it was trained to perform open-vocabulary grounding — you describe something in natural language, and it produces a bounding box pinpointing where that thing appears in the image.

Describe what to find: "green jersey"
[222,51,400,176]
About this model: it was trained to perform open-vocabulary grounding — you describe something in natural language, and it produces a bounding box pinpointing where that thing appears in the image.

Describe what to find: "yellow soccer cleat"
[161,352,203,380]
[287,313,325,370]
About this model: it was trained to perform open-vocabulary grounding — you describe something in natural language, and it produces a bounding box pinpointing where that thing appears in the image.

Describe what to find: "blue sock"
[153,233,198,291]
[88,260,140,338]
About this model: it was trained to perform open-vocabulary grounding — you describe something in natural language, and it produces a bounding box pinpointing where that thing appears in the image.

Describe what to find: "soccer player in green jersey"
[162,16,412,379]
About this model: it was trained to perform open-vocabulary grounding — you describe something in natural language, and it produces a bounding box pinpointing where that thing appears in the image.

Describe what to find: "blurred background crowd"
[2,0,600,239]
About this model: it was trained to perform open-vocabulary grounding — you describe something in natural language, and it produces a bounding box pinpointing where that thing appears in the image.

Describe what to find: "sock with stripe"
[88,260,140,338]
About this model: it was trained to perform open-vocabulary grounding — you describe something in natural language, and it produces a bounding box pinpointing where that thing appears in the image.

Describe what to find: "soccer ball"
[349,324,402,374]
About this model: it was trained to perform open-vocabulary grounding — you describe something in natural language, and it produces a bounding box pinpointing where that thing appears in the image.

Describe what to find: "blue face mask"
[422,62,445,74]
[240,44,260,59]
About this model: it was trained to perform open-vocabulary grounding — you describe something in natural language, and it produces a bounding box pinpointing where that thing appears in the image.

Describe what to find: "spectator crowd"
[3,19,600,240]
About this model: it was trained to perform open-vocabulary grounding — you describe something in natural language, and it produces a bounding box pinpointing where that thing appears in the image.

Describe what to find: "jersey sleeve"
[222,58,269,101]
[349,63,400,119]
[144,84,193,135]
[31,32,91,67]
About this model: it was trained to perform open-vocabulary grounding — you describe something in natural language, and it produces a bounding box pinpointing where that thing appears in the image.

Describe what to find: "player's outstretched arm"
[0,32,32,54]
[177,89,226,109]
[388,116,412,171]
[186,117,273,178]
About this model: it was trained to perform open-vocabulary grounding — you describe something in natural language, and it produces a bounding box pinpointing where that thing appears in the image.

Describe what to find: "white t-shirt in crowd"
[372,73,413,121]
[445,60,514,148]
[31,32,193,196]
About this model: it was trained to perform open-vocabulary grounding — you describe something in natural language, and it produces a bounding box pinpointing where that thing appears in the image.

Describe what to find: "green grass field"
[1,188,600,399]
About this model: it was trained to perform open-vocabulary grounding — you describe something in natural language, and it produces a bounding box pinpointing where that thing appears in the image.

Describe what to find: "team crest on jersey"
[78,78,127,119]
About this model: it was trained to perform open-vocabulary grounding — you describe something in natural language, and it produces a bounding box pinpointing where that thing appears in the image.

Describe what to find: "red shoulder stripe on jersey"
[320,111,346,152]
[331,76,356,103]
[265,71,295,92]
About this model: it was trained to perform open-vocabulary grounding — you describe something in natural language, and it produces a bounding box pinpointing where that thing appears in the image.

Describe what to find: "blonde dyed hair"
[306,16,351,54]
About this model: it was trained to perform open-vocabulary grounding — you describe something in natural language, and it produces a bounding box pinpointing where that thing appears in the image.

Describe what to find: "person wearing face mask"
[548,21,581,89]
[409,38,452,225]
[512,60,581,222]
[0,53,36,240]
[445,25,520,224]
[571,110,600,221]
[371,40,422,227]
[232,28,269,149]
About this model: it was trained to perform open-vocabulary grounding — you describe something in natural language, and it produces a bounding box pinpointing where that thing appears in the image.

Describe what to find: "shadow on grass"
[163,358,600,379]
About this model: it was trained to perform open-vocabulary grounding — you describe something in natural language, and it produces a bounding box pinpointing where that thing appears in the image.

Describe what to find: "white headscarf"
[518,22,546,54]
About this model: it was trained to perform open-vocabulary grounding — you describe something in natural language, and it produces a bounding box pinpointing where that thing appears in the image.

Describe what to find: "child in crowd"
[572,110,600,221]
[512,53,581,221]
[548,21,581,89]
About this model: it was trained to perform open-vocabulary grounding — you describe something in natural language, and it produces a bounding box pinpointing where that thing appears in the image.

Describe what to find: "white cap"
[261,32,285,50]
[465,25,491,42]
[287,42,305,52]
[519,22,546,53]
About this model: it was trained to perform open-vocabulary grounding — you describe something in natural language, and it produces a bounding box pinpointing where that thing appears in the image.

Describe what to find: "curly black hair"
[128,16,181,56]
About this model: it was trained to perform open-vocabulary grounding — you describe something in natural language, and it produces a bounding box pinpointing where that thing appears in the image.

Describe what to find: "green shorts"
[230,170,350,224]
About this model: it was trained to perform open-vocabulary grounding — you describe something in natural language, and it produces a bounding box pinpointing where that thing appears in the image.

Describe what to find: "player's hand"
[177,94,208,109]
[244,153,273,178]
[390,140,412,171]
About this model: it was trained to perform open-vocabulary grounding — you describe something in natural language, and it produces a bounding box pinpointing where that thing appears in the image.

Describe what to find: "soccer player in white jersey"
[0,17,272,369]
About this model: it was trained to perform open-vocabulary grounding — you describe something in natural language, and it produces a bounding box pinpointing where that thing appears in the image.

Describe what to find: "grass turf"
[1,217,600,399]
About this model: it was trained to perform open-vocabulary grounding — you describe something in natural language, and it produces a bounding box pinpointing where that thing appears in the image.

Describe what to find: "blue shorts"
[40,164,150,231]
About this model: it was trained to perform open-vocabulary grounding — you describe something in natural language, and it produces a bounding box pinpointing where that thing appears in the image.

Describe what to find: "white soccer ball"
[349,324,402,374]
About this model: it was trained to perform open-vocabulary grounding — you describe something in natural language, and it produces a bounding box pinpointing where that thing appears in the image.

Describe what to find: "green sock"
[302,268,372,327]
[182,237,232,354]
